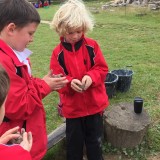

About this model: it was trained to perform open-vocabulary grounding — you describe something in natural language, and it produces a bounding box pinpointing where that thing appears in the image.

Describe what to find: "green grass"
[28,2,160,159]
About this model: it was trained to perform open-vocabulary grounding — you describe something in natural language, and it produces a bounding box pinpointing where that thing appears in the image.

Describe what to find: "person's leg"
[66,118,84,160]
[85,113,104,160]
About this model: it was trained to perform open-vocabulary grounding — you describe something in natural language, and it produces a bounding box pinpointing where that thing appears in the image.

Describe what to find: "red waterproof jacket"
[50,36,109,118]
[0,144,32,160]
[0,39,51,160]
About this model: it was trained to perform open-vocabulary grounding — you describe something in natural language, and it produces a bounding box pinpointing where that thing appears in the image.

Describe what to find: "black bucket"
[111,69,133,92]
[104,73,118,98]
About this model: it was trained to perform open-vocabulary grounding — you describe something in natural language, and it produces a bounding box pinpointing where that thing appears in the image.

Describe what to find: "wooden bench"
[47,123,66,150]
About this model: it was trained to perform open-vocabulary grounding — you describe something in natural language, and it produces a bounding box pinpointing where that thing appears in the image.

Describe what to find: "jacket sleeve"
[1,55,51,120]
[50,50,74,94]
[85,40,109,87]
[0,144,32,160]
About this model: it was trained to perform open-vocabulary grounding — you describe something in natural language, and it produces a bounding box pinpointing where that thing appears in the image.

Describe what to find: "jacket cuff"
[41,80,52,94]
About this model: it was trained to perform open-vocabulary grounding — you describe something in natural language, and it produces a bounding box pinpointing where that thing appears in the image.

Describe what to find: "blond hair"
[50,0,94,36]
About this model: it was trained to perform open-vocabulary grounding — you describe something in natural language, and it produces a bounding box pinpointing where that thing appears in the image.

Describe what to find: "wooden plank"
[47,123,66,150]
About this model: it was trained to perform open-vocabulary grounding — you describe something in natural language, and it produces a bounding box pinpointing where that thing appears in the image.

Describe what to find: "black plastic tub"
[104,73,118,98]
[111,69,133,92]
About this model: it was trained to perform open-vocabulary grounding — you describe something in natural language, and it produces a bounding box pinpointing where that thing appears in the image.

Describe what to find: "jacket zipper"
[72,44,81,77]
[72,44,89,115]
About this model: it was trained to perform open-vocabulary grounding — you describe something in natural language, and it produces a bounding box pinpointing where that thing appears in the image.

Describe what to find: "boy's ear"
[6,23,16,35]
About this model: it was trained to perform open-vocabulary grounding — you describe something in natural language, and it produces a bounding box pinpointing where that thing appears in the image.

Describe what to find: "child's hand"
[11,128,25,144]
[71,79,83,92]
[81,75,92,90]
[43,70,68,91]
[20,131,33,152]
[52,73,63,78]
[0,126,20,144]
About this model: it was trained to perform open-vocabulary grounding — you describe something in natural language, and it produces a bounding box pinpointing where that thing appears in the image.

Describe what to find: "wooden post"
[103,103,150,148]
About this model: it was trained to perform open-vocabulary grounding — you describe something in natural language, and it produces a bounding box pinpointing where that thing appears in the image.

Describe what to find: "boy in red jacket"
[0,0,68,159]
[0,65,32,160]
[50,0,109,159]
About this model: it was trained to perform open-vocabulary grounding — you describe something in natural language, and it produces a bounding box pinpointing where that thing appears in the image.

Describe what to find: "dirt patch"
[147,153,160,160]
[103,154,133,160]
[50,151,160,160]
[82,153,133,160]
[103,153,160,160]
